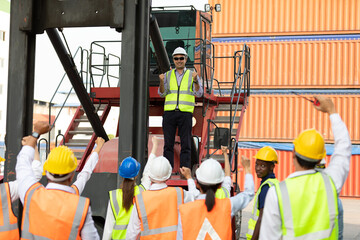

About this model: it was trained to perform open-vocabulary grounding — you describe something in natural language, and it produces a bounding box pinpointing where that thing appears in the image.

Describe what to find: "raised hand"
[313,96,336,115]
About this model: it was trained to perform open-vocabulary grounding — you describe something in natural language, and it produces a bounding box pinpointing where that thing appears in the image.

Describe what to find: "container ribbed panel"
[210,0,360,37]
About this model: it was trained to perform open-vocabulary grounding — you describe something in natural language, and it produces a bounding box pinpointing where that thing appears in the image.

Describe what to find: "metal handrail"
[89,40,122,88]
[106,53,121,86]
[81,49,90,92]
[38,138,49,159]
[55,130,65,147]
[48,47,87,150]
[206,119,220,159]
[228,44,250,164]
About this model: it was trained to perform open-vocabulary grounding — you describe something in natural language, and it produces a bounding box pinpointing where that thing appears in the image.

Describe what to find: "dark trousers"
[162,110,192,168]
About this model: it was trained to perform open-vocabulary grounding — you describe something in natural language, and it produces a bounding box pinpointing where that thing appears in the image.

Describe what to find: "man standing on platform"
[159,47,203,169]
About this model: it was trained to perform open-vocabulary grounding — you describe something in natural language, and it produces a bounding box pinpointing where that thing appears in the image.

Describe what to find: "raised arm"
[180,166,200,202]
[220,145,232,195]
[72,137,105,194]
[221,146,230,177]
[16,121,50,203]
[141,136,161,189]
[159,73,165,94]
[314,96,352,193]
[230,155,254,216]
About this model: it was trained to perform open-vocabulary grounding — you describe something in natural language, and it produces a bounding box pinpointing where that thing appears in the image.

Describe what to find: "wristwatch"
[31,132,40,139]
[193,80,198,84]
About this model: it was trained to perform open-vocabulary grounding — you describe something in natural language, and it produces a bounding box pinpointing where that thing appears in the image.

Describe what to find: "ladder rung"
[215,104,242,111]
[209,129,237,136]
[66,142,89,147]
[213,116,240,124]
[68,139,90,144]
[69,130,93,135]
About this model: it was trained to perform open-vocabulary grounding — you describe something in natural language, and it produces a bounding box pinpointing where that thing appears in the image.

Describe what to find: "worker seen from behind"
[126,156,197,240]
[159,47,203,169]
[259,96,351,239]
[16,121,99,239]
[246,146,279,240]
[189,145,232,199]
[0,141,43,239]
[177,157,255,239]
[103,157,146,240]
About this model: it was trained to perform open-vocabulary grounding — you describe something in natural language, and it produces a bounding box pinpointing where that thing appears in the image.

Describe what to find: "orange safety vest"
[71,184,79,195]
[135,187,184,240]
[0,183,19,240]
[179,198,232,240]
[21,182,90,240]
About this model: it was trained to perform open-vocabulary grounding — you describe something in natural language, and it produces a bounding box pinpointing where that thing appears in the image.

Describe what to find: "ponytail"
[122,178,136,212]
[198,183,221,212]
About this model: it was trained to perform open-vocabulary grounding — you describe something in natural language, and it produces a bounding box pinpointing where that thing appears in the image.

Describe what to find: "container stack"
[210,0,360,197]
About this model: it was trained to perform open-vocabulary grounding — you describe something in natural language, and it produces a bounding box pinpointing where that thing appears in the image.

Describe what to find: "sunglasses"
[173,57,185,61]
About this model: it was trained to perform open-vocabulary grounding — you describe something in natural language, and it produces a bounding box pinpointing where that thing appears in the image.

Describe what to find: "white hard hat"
[148,156,172,182]
[196,159,224,185]
[172,47,187,56]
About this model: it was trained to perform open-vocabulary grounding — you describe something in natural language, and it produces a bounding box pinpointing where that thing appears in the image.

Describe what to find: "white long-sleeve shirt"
[259,113,351,240]
[176,173,255,240]
[16,146,100,240]
[126,180,199,240]
[7,158,43,202]
[140,153,157,190]
[72,152,99,194]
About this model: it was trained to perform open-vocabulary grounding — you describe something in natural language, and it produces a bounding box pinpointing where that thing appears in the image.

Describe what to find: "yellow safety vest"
[215,186,230,199]
[275,172,338,240]
[164,69,195,113]
[246,178,278,239]
[109,185,145,240]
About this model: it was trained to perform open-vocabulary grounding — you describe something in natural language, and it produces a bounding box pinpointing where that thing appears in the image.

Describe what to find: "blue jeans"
[338,198,343,240]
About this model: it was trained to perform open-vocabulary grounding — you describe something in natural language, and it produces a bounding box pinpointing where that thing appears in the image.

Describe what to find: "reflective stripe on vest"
[109,185,144,240]
[21,182,89,240]
[246,178,278,239]
[179,198,232,240]
[215,187,230,199]
[71,185,79,195]
[136,187,183,238]
[164,69,195,113]
[0,183,19,240]
[276,172,338,240]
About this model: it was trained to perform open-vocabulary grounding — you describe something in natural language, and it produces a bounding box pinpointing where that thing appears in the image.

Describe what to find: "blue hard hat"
[119,157,140,179]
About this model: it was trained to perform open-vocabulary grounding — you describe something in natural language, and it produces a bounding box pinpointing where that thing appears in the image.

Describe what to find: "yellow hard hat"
[253,146,278,164]
[43,146,77,175]
[0,156,5,162]
[293,129,326,162]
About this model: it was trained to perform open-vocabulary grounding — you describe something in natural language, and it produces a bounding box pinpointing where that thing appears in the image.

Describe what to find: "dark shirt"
[258,172,276,210]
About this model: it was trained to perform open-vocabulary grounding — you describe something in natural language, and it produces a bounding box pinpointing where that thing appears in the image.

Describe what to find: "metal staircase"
[200,44,250,172]
[206,103,242,163]
[47,40,121,170]
[62,103,111,168]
